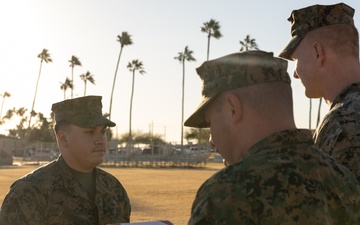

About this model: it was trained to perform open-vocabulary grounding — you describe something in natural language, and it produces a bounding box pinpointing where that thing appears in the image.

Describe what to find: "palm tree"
[200,19,222,60]
[80,71,95,96]
[68,55,82,98]
[0,91,11,119]
[29,48,52,129]
[109,32,133,120]
[200,19,221,146]
[174,46,196,151]
[60,77,73,100]
[239,34,259,51]
[127,59,145,148]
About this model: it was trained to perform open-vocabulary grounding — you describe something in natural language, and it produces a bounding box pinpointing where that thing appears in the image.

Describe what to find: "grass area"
[0,162,224,224]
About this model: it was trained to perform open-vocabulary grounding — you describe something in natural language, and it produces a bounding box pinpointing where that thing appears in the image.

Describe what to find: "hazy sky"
[0,0,359,144]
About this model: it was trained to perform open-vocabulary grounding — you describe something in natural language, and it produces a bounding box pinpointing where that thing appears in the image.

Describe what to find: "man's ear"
[57,130,69,147]
[225,93,242,123]
[313,42,324,66]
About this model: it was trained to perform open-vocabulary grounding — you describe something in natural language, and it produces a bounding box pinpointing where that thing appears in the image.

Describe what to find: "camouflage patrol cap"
[51,96,115,128]
[184,50,290,128]
[279,2,355,60]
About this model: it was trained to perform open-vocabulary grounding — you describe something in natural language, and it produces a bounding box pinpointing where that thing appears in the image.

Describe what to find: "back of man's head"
[233,81,294,120]
[184,50,292,128]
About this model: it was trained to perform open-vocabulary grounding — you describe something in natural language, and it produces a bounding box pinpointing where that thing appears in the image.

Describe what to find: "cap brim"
[278,35,303,60]
[184,96,213,128]
[68,116,116,128]
[94,117,116,128]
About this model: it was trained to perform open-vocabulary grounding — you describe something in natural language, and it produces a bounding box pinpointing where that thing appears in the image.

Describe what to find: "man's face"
[291,38,322,98]
[61,124,108,172]
[204,97,232,164]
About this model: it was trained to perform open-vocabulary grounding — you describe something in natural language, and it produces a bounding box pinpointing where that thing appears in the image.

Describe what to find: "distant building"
[23,141,59,161]
[0,134,26,165]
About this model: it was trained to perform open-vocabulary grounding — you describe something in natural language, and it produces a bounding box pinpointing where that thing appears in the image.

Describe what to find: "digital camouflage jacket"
[0,156,131,225]
[188,129,360,225]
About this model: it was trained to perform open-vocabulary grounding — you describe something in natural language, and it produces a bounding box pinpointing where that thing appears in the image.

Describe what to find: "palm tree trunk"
[129,70,135,149]
[84,81,87,96]
[109,47,123,120]
[71,67,74,99]
[181,60,185,151]
[316,98,322,127]
[0,96,5,119]
[201,36,211,146]
[309,98,312,129]
[206,35,211,61]
[28,60,43,129]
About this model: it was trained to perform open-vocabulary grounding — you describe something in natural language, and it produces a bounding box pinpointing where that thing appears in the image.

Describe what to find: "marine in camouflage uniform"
[184,51,360,224]
[279,3,360,181]
[0,96,131,225]
[0,156,130,225]
[189,129,359,224]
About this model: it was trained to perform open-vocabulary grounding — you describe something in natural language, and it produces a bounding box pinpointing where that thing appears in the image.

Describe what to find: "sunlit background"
[0,0,359,144]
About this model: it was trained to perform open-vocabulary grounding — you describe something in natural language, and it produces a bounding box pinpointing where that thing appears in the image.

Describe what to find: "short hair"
[309,24,359,58]
[232,82,294,118]
[54,120,72,134]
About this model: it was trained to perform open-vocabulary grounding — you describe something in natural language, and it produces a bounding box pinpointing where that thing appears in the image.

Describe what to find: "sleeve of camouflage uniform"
[188,182,258,225]
[0,180,47,225]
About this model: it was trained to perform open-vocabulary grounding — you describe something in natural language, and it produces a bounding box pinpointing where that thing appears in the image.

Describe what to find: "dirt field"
[0,162,224,224]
